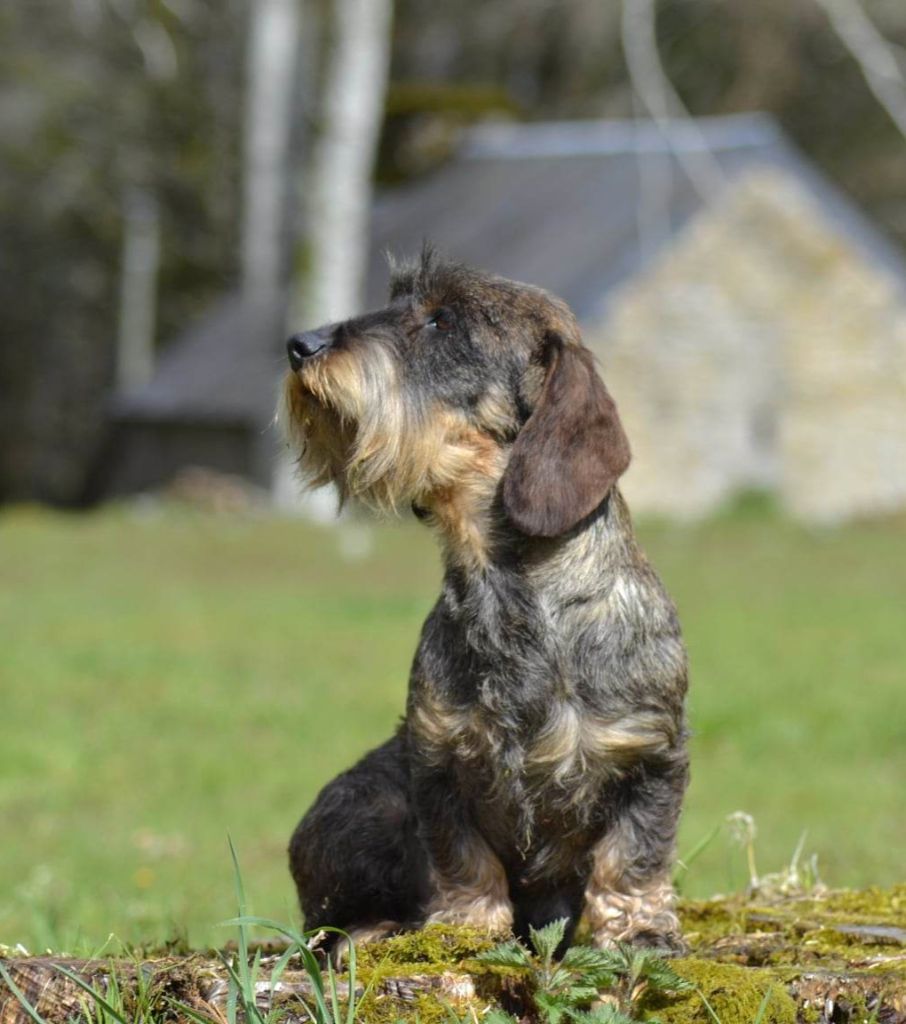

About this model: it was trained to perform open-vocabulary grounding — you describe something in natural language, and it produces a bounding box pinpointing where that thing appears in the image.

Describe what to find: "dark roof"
[366,112,906,320]
[118,114,906,425]
[113,293,287,424]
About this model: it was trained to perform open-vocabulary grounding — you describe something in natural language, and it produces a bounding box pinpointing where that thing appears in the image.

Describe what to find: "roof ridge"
[463,113,782,160]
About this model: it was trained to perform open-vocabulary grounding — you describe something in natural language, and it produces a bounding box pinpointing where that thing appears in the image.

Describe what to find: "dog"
[281,248,689,954]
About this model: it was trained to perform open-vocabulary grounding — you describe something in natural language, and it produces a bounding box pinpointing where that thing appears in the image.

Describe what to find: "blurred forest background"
[1,0,905,953]
[3,0,906,503]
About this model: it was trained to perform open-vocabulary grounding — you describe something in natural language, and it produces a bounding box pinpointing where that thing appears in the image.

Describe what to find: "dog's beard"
[281,348,489,514]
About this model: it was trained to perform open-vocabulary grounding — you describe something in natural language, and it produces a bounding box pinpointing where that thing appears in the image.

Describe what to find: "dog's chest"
[409,557,679,842]
[411,674,666,816]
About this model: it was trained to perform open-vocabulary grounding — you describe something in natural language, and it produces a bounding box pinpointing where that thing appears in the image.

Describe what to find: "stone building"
[599,169,906,521]
[106,114,906,522]
[365,114,906,523]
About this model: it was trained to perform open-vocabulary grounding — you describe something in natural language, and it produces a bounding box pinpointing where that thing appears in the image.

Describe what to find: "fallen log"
[1,886,904,1024]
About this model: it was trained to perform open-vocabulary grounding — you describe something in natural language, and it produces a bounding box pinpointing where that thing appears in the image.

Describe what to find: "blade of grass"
[345,938,359,1024]
[327,957,342,1024]
[674,823,722,890]
[696,985,723,1024]
[215,950,261,1024]
[268,942,297,991]
[227,836,252,998]
[753,985,773,1024]
[226,969,238,1024]
[166,998,223,1024]
[54,964,130,1024]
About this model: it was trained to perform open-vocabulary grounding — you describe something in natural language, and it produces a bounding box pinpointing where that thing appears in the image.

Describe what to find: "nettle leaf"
[610,943,636,972]
[586,946,634,975]
[476,939,533,970]
[561,946,624,975]
[637,956,693,992]
[529,918,568,961]
[569,1004,637,1024]
[535,990,573,1024]
[484,1009,520,1024]
[565,982,602,1003]
[546,966,575,994]
[583,970,619,991]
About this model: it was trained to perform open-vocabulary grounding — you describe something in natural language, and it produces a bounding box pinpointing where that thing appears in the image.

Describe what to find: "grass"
[0,497,903,953]
[0,840,367,1024]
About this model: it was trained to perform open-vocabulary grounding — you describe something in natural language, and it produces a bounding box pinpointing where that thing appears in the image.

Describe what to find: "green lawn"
[0,500,903,953]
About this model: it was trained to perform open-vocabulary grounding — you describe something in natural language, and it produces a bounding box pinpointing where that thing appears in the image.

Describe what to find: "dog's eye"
[426,308,455,333]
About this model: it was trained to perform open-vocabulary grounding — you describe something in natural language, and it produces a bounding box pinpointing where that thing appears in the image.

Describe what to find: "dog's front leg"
[585,755,688,952]
[412,764,514,934]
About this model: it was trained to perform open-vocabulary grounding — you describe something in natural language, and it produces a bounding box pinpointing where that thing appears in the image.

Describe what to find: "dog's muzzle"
[287,328,332,371]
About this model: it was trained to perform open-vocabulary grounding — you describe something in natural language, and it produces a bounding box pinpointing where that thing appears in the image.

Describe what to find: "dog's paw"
[626,928,688,958]
[426,897,513,935]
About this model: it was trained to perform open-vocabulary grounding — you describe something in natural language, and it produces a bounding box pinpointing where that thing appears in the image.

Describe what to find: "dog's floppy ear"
[502,336,630,538]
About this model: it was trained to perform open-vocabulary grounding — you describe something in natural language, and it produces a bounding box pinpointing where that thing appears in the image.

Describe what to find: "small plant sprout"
[476,918,692,1024]
[724,814,825,899]
[726,812,759,893]
[193,836,373,1024]
[751,830,825,900]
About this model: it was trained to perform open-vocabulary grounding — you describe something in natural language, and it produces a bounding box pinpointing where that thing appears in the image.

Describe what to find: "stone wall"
[588,169,906,523]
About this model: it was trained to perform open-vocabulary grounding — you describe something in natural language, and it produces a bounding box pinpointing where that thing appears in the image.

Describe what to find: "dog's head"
[281,248,630,545]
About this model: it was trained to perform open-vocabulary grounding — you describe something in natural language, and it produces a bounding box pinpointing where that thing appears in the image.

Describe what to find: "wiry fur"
[283,249,689,954]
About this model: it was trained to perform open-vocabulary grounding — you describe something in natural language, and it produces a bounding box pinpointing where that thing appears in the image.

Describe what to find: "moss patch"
[353,925,509,1024]
[643,960,798,1024]
[355,923,496,974]
[680,887,906,970]
[356,987,465,1024]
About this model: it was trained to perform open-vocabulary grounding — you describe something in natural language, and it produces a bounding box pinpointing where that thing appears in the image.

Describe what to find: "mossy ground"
[642,960,798,1024]
[347,889,906,1024]
[2,889,904,1023]
[680,885,906,969]
[353,924,516,1024]
[354,922,497,974]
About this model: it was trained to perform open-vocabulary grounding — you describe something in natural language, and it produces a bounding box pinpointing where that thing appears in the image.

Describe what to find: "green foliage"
[0,842,369,1024]
[476,920,692,1024]
[188,840,371,1024]
[0,5,244,502]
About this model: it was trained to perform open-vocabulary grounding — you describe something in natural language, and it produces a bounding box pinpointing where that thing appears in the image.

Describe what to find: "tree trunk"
[115,188,160,394]
[240,0,301,313]
[298,0,394,326]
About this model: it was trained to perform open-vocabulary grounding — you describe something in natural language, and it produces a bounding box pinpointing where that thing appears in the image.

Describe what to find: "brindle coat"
[282,249,689,954]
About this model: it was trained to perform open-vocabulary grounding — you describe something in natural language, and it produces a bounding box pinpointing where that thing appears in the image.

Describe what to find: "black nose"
[287,331,328,371]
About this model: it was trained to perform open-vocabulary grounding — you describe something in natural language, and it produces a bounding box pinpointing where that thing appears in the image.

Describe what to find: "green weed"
[475,919,693,1024]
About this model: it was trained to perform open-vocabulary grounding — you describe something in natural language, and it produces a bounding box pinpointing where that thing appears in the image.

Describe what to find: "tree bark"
[241,0,301,313]
[298,0,394,326]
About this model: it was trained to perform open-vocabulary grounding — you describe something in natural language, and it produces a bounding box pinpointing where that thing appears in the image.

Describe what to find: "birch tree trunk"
[276,0,393,517]
[241,0,301,313]
[299,0,394,326]
[115,188,160,393]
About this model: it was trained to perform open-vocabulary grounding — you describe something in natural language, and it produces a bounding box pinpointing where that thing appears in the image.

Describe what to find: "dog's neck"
[422,480,639,596]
